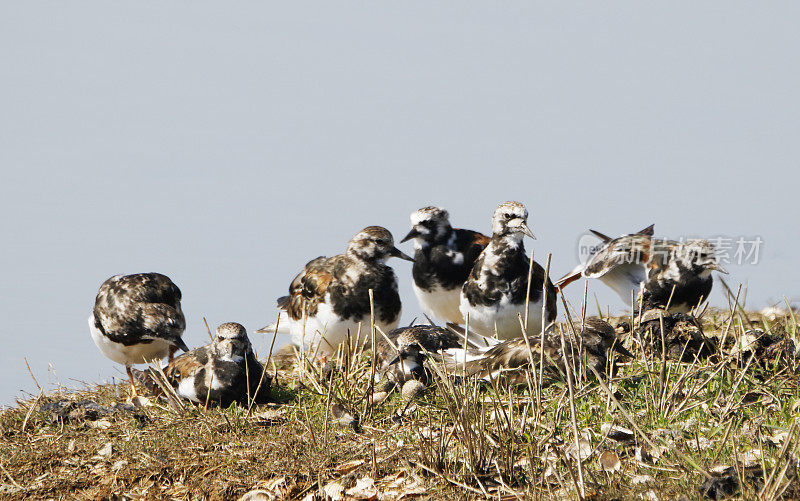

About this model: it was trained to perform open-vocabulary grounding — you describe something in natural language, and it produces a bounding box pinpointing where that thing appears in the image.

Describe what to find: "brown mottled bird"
[136,322,270,407]
[89,273,189,396]
[374,324,470,385]
[630,310,716,362]
[558,225,727,313]
[257,226,414,356]
[450,318,632,384]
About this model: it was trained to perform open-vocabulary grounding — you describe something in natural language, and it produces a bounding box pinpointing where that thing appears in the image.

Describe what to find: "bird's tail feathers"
[445,322,502,349]
[556,265,584,290]
[255,311,292,334]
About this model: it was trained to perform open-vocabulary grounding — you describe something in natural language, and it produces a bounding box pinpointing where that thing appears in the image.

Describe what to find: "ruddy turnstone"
[89,273,189,395]
[459,201,557,340]
[375,324,468,385]
[454,318,632,384]
[257,226,414,356]
[558,225,727,312]
[401,206,490,324]
[632,310,716,361]
[163,322,270,406]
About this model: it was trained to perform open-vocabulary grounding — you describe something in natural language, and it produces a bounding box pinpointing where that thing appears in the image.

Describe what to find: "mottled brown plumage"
[89,272,189,396]
[629,310,717,362]
[137,323,270,407]
[375,324,467,384]
[258,226,413,355]
[558,225,726,313]
[457,318,631,384]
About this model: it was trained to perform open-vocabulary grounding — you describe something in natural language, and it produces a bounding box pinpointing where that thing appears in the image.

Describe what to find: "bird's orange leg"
[126,366,139,397]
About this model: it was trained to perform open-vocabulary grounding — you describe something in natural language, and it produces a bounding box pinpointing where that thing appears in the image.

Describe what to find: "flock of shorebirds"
[89,201,727,406]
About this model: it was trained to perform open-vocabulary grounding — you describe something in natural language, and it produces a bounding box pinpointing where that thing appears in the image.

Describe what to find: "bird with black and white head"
[558,225,727,313]
[459,201,558,340]
[401,206,490,324]
[165,322,270,407]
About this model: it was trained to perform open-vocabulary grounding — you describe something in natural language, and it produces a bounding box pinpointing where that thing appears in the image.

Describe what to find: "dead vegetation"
[1,300,799,500]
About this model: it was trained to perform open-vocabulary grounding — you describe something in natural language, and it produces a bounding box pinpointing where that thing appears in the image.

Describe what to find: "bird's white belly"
[289,298,400,355]
[459,294,545,340]
[177,376,200,402]
[412,283,464,324]
[89,316,171,366]
[595,264,645,304]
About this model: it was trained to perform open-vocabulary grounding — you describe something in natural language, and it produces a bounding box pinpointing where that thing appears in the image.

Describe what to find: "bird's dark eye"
[504,213,513,220]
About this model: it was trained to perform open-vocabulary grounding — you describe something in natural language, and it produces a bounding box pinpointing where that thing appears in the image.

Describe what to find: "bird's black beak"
[390,246,415,262]
[400,228,421,243]
[386,354,401,366]
[173,338,190,353]
[611,341,634,359]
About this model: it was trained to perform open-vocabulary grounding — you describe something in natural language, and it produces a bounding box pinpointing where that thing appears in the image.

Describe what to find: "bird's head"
[401,206,452,247]
[347,226,414,264]
[491,201,535,242]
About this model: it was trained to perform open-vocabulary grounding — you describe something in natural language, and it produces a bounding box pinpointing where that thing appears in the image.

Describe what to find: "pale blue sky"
[2,2,798,404]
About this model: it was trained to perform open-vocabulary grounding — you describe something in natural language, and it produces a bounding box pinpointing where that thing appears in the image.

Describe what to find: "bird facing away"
[401,206,490,324]
[454,318,633,384]
[89,273,189,396]
[164,322,270,407]
[459,201,557,340]
[558,225,727,312]
[257,226,414,356]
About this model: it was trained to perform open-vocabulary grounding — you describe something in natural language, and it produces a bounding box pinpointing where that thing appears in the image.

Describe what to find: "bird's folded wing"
[583,235,652,279]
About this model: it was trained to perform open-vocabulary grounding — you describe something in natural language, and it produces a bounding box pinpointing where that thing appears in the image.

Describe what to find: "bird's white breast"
[177,376,200,402]
[412,283,464,324]
[459,294,545,340]
[288,295,401,355]
[89,316,172,366]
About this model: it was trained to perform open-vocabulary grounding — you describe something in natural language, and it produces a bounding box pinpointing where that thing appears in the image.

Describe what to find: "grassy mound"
[1,306,799,500]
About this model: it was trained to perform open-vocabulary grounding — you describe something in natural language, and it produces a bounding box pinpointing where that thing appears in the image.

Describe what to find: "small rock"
[598,450,621,472]
[401,380,426,402]
[97,442,113,458]
[370,391,389,405]
[238,490,274,501]
[331,404,360,432]
[322,481,344,500]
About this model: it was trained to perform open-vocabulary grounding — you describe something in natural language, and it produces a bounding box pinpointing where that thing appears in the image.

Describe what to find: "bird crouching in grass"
[134,322,270,407]
[374,324,477,386]
[445,318,633,385]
